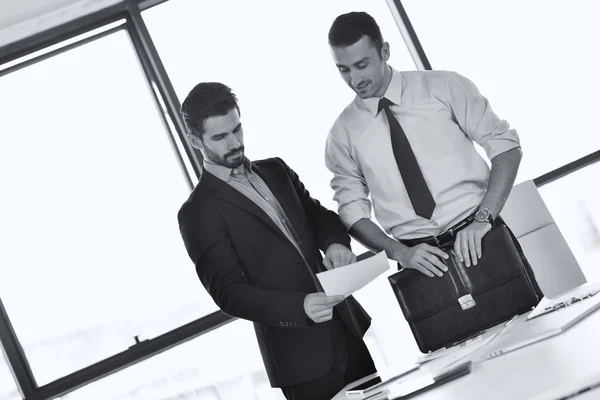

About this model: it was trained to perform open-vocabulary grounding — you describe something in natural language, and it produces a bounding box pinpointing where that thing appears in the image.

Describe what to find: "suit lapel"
[201,169,290,243]
[252,163,316,262]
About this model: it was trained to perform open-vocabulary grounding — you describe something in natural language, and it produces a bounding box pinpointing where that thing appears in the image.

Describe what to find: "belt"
[401,212,477,249]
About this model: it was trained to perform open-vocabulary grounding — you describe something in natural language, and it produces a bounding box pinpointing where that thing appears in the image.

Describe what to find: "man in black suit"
[177,82,377,400]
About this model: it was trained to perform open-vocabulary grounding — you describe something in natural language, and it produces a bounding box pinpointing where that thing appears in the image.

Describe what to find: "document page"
[316,251,390,297]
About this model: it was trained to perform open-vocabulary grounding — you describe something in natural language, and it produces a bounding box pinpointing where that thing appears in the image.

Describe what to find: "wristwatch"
[474,207,494,225]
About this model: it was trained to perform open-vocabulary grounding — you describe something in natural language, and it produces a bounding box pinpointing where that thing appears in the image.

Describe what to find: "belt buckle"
[438,228,454,249]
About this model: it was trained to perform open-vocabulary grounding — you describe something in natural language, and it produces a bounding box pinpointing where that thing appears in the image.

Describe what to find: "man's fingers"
[423,244,449,260]
[323,257,333,270]
[332,253,341,268]
[312,309,332,320]
[426,254,448,272]
[475,234,483,259]
[417,260,443,277]
[469,235,478,266]
[412,262,435,277]
[342,252,356,266]
[460,235,470,267]
[311,309,334,323]
[453,234,464,263]
[312,295,345,307]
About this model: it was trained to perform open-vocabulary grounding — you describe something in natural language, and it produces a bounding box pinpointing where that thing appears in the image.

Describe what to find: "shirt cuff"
[484,138,521,160]
[338,201,372,231]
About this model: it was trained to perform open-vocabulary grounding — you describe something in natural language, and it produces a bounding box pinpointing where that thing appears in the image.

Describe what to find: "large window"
[402,0,600,183]
[0,30,216,386]
[58,319,278,400]
[539,162,600,282]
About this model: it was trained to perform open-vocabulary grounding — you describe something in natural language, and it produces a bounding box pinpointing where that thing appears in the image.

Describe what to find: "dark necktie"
[378,97,436,219]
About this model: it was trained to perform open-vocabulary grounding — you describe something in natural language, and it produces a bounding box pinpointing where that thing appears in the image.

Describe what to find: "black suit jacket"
[177,157,371,387]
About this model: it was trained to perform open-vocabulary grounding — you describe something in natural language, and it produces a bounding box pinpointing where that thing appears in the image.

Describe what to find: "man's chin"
[225,154,244,168]
[355,89,374,99]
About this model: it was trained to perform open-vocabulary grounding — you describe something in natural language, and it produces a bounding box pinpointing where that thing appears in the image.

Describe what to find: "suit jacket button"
[279,322,284,326]
[297,261,304,267]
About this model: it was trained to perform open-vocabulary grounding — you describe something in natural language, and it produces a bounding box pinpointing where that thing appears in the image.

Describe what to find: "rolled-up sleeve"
[446,72,521,160]
[324,127,372,230]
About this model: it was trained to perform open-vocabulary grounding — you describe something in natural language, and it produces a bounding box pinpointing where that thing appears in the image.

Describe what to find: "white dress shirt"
[325,68,520,240]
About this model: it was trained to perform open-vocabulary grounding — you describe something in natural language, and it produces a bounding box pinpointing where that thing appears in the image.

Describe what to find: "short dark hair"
[180,82,240,139]
[328,12,384,54]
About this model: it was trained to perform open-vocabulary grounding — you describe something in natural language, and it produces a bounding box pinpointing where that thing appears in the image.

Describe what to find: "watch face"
[475,208,490,222]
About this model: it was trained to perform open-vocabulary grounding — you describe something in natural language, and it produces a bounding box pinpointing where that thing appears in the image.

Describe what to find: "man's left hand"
[323,243,357,270]
[453,222,492,267]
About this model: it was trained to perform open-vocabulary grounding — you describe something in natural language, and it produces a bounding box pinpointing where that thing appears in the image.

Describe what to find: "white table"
[333,288,600,400]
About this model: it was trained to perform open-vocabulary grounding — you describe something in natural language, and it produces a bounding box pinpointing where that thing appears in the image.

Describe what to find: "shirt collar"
[203,156,253,182]
[361,66,403,117]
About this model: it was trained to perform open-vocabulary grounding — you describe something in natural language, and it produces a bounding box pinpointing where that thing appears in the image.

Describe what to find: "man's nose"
[350,70,363,87]
[228,135,241,148]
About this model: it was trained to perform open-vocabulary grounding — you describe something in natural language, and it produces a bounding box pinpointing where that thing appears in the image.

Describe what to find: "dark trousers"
[281,317,378,400]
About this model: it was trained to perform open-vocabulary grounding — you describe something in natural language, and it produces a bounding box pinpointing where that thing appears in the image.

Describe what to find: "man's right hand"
[304,293,345,323]
[392,244,449,277]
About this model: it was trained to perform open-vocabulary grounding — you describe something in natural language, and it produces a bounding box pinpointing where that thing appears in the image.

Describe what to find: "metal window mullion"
[34,310,233,399]
[0,298,38,399]
[125,0,203,188]
[385,0,432,70]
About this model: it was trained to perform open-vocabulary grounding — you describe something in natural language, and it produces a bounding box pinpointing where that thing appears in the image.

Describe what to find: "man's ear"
[381,42,390,62]
[187,134,203,150]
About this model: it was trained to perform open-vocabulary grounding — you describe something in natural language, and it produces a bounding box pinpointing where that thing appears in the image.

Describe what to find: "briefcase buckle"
[458,294,476,310]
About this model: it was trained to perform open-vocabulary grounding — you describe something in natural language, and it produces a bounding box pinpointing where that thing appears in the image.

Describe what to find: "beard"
[204,145,245,168]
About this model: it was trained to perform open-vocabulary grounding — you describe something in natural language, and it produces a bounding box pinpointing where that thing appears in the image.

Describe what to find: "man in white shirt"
[324,11,543,296]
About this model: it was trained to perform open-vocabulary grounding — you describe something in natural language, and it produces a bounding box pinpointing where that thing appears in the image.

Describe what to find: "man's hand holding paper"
[317,251,390,297]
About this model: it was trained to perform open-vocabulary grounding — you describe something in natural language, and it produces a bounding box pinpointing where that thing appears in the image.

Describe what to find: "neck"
[374,65,393,98]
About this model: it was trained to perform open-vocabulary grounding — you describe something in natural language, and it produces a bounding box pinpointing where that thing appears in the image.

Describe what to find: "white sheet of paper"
[316,251,390,297]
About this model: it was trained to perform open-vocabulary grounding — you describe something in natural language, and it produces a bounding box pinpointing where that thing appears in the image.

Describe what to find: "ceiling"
[0,0,121,48]
[0,0,83,30]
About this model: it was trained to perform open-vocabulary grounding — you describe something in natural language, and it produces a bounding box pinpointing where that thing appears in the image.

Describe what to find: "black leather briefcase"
[388,224,540,353]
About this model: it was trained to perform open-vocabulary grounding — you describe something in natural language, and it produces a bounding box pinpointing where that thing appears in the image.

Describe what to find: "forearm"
[349,218,407,258]
[480,147,522,217]
[313,209,352,252]
[216,281,312,328]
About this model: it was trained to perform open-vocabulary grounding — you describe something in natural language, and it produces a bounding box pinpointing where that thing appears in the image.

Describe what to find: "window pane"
[143,0,415,217]
[0,30,217,385]
[57,319,285,400]
[0,350,20,400]
[402,0,600,182]
[142,0,421,374]
[538,162,600,283]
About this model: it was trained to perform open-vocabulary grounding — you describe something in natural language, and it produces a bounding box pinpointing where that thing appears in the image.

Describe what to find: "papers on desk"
[479,282,600,361]
[316,251,390,297]
[527,281,600,320]
[416,332,490,364]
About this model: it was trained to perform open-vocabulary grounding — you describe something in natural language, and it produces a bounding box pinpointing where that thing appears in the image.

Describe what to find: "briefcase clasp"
[458,294,476,310]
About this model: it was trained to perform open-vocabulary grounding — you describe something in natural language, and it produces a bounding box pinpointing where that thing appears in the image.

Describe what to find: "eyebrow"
[336,57,370,69]
[212,123,242,138]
